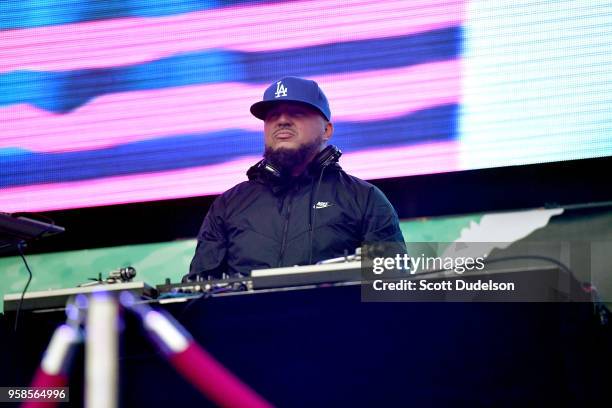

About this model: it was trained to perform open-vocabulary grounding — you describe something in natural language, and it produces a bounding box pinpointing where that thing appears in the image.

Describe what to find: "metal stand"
[86,293,118,408]
[26,290,273,408]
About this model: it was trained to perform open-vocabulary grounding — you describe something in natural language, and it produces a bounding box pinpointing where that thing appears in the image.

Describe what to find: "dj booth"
[2,263,611,407]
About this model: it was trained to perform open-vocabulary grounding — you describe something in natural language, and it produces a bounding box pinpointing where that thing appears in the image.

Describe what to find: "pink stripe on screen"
[1,60,461,152]
[0,142,460,212]
[0,0,464,73]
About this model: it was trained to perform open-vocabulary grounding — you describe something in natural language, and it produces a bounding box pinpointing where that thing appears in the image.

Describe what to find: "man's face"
[264,102,331,153]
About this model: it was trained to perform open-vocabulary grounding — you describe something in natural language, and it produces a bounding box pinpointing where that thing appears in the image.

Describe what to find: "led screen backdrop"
[1,0,611,212]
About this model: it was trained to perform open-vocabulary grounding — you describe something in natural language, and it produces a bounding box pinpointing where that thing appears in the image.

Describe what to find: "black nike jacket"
[186,163,405,280]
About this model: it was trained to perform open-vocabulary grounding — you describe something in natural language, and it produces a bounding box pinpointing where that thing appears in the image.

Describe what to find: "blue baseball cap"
[250,76,331,121]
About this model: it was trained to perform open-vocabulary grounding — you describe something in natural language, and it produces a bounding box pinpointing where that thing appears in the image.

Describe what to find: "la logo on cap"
[274,81,288,98]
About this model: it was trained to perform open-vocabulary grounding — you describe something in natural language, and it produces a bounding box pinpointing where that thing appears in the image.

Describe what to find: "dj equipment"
[4,256,590,313]
[2,259,361,314]
[156,260,362,296]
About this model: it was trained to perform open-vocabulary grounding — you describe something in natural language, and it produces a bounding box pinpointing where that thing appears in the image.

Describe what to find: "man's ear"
[323,121,334,142]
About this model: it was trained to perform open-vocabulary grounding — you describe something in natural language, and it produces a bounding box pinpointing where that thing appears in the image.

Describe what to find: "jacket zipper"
[277,191,295,266]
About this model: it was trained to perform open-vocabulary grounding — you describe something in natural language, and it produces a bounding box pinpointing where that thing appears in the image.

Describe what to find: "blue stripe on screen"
[0,105,457,187]
[0,28,460,113]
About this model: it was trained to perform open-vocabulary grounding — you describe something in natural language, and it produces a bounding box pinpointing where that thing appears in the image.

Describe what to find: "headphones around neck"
[247,145,342,181]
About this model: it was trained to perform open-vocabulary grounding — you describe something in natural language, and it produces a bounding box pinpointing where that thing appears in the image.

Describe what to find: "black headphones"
[247,145,342,181]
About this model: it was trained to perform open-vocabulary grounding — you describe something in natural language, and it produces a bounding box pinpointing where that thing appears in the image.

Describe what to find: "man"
[186,76,404,281]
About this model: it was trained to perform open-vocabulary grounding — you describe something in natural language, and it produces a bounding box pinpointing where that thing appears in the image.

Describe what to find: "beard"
[264,135,324,176]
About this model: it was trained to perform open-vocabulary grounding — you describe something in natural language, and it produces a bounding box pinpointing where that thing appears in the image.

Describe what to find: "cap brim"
[250,99,330,121]
[249,100,277,120]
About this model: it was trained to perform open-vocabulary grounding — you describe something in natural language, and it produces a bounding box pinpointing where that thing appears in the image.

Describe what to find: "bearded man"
[186,77,405,280]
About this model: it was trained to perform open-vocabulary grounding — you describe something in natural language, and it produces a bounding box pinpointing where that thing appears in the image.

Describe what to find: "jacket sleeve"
[183,197,228,282]
[361,186,407,255]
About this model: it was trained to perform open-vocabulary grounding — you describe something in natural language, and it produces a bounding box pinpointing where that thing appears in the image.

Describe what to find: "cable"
[308,165,327,265]
[307,177,316,264]
[14,240,33,332]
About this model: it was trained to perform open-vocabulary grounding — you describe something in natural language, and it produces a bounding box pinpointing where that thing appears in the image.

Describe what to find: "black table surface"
[2,281,611,407]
